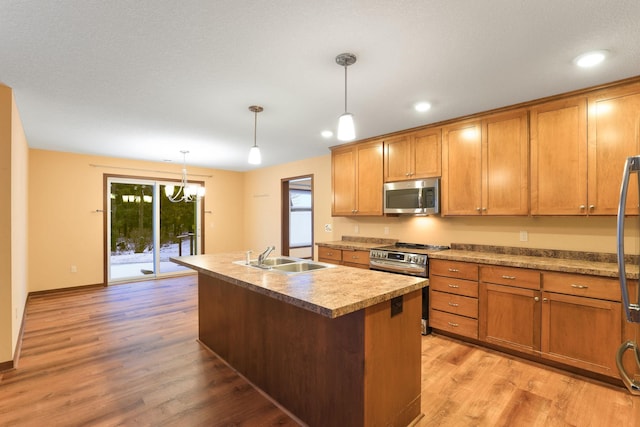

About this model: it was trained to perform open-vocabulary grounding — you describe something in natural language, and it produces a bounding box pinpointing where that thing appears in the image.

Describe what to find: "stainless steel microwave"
[383,178,440,215]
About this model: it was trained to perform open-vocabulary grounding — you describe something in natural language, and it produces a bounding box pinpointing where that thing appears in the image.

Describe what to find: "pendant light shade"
[337,112,355,141]
[248,105,263,165]
[335,53,357,142]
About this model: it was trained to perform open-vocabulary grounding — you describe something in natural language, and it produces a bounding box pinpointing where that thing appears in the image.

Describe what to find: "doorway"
[106,176,203,283]
[281,175,313,259]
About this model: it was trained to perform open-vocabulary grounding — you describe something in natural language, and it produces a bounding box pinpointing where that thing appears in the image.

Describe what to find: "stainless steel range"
[370,242,450,335]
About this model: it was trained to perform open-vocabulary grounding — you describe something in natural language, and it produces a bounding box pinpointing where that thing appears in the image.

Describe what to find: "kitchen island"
[171,252,427,427]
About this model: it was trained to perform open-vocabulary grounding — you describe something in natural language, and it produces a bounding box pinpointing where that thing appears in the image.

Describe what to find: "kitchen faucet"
[258,245,275,266]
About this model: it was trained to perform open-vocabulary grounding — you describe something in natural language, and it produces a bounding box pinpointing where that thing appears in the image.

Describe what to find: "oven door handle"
[369,260,425,276]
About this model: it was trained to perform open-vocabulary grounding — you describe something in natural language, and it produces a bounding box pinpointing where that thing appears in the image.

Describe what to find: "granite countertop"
[316,235,398,251]
[429,243,640,279]
[171,252,426,319]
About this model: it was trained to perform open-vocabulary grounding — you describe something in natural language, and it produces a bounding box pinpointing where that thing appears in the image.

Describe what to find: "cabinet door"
[355,140,383,215]
[413,128,442,179]
[384,135,411,182]
[530,96,588,215]
[541,292,621,376]
[483,110,529,215]
[442,121,482,215]
[332,147,356,215]
[479,283,541,355]
[588,85,640,215]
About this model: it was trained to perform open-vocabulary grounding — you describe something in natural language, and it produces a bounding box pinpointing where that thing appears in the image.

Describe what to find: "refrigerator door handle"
[615,340,640,395]
[616,156,640,323]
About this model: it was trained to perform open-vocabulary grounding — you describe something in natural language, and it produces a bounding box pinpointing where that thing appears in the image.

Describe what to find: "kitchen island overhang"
[172,252,427,427]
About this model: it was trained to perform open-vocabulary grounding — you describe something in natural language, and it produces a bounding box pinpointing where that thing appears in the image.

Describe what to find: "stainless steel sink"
[249,257,298,267]
[234,257,334,274]
[271,261,331,273]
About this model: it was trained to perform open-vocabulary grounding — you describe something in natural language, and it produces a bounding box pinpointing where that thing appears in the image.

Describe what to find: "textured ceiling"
[1,0,639,171]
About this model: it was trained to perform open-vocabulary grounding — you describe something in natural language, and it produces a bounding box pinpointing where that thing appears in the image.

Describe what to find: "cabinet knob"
[543,298,548,302]
[405,172,410,177]
[476,207,481,212]
[534,296,540,302]
[579,205,585,210]
[482,207,487,212]
[589,205,595,210]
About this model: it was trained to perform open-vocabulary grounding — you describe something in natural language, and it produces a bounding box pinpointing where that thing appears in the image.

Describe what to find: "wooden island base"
[198,273,423,427]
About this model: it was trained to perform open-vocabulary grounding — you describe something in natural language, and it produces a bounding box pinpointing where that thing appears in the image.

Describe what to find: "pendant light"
[165,150,205,203]
[335,53,357,141]
[248,105,263,165]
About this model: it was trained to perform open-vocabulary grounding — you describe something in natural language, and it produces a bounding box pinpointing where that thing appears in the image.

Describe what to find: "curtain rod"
[89,163,212,178]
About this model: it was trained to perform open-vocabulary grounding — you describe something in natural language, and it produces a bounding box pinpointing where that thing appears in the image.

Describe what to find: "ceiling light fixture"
[248,105,263,165]
[414,101,432,112]
[335,53,357,141]
[165,150,205,203]
[574,50,608,68]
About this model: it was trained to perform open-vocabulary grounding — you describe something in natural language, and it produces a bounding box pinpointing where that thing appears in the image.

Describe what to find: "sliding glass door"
[108,177,202,282]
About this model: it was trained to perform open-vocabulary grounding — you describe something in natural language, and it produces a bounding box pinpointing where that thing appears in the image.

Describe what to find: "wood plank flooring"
[1,275,638,426]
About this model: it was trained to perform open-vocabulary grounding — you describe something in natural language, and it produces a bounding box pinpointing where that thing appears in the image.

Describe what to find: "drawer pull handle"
[501,275,516,280]
[448,268,460,272]
[448,284,460,288]
[571,284,589,289]
[447,322,459,327]
[448,302,459,307]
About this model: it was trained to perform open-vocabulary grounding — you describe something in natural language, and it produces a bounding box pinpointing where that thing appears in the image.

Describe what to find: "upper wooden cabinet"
[587,83,640,215]
[530,96,588,215]
[442,110,529,216]
[383,128,441,182]
[331,139,383,216]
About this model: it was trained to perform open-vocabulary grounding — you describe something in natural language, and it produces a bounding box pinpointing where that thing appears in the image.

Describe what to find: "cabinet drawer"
[430,290,478,318]
[480,265,540,290]
[429,310,478,339]
[542,272,621,301]
[317,247,342,262]
[430,260,478,280]
[341,249,370,266]
[429,275,478,298]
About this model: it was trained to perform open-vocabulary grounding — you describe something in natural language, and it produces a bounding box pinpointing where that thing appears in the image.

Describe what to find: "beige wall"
[28,149,245,292]
[243,154,334,256]
[0,85,29,364]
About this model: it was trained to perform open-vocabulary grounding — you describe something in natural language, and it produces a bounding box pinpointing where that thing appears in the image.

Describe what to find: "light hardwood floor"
[1,275,638,426]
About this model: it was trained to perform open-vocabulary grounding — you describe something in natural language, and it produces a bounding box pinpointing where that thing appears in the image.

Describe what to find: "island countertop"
[171,252,427,318]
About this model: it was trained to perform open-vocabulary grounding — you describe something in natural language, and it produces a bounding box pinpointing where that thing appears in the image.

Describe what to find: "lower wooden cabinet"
[431,260,629,381]
[429,260,479,339]
[540,272,624,377]
[317,246,370,269]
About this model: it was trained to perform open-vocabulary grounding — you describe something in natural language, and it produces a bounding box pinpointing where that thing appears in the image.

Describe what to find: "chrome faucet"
[258,245,275,265]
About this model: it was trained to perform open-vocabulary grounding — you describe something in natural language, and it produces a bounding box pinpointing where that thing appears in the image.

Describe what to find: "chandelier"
[164,150,205,203]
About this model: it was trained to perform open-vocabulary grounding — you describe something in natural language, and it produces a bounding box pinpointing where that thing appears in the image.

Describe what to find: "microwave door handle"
[617,156,640,323]
[417,188,423,209]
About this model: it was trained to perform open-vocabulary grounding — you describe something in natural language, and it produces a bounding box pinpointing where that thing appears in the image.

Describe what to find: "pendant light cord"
[344,65,348,113]
[253,110,258,148]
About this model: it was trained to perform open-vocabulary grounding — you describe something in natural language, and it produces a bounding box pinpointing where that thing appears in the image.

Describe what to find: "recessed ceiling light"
[574,50,608,68]
[321,130,333,138]
[414,101,432,112]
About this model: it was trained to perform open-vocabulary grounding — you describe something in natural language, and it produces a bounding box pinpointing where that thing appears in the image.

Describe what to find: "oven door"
[369,259,426,277]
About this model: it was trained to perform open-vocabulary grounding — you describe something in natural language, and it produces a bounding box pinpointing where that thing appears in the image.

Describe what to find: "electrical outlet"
[324,224,332,232]
[71,265,77,273]
[519,231,528,242]
[354,225,359,234]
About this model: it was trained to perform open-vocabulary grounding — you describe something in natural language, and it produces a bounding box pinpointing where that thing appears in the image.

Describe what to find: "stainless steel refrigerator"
[616,155,640,395]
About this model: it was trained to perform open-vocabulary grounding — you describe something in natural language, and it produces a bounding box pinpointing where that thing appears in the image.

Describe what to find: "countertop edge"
[428,250,638,279]
[171,255,427,318]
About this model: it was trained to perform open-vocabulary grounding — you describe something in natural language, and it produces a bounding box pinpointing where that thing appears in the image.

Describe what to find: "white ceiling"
[1,1,639,172]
